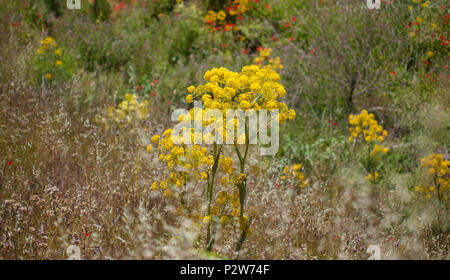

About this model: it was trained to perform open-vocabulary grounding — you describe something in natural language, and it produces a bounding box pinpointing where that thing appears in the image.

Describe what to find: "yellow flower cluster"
[370,144,389,158]
[253,48,272,65]
[348,110,388,144]
[348,110,390,184]
[37,37,64,80]
[415,154,449,201]
[107,93,150,124]
[204,10,227,23]
[149,129,251,230]
[204,0,250,23]
[366,171,379,183]
[281,164,307,188]
[185,64,295,134]
[148,128,240,198]
[37,37,58,54]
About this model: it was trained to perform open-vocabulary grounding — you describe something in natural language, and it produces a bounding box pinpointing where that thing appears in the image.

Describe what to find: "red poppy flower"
[86,232,90,237]
[243,49,248,54]
[391,71,396,75]
[7,161,12,166]
[291,17,296,22]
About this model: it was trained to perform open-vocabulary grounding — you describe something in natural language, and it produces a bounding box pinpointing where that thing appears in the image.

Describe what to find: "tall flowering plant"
[147,61,295,257]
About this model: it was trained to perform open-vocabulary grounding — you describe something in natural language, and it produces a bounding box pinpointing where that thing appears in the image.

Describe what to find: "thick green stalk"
[206,143,222,251]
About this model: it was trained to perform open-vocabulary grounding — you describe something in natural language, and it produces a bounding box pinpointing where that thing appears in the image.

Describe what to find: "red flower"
[265,4,270,11]
[284,22,290,28]
[137,85,142,91]
[167,100,171,105]
[86,232,90,237]
[271,36,278,42]
[275,184,280,189]
[7,161,12,166]
[174,13,179,17]
[120,2,125,8]
[237,15,242,20]
[114,6,120,11]
[425,61,429,65]
[152,79,158,86]
[309,49,315,55]
[289,37,293,42]
[243,49,248,54]
[256,46,261,52]
[332,122,337,126]
[291,17,296,22]
[391,71,396,75]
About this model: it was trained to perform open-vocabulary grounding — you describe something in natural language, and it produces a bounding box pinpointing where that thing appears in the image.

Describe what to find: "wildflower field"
[0,0,449,260]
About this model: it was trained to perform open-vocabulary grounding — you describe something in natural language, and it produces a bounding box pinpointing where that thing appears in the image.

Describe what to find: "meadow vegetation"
[0,0,448,259]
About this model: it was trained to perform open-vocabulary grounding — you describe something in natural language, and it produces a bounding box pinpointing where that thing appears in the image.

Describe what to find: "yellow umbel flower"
[415,154,449,202]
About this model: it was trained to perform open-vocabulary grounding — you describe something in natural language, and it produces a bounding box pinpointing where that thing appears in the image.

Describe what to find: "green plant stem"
[233,120,250,257]
[206,143,222,251]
